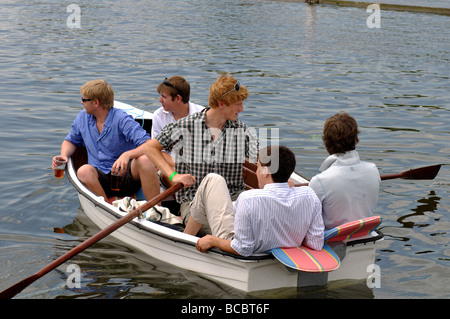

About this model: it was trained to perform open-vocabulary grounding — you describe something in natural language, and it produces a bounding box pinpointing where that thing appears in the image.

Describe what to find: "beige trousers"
[181,173,238,240]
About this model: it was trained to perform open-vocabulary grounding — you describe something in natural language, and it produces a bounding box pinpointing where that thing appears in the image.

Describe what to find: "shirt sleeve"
[64,110,86,147]
[120,114,150,147]
[156,121,182,153]
[303,194,325,250]
[231,196,256,256]
[151,108,164,139]
[309,175,325,202]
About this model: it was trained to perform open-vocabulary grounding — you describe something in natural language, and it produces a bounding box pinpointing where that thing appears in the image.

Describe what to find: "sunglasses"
[81,98,93,103]
[163,78,179,94]
[220,81,240,99]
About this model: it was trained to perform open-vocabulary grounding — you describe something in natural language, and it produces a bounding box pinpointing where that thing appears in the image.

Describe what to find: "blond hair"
[80,79,114,110]
[208,73,248,108]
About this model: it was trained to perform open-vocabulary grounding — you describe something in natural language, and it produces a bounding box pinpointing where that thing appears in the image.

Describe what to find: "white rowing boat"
[66,101,383,292]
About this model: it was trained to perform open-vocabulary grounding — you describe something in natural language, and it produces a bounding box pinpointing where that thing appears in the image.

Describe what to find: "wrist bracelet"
[169,171,178,181]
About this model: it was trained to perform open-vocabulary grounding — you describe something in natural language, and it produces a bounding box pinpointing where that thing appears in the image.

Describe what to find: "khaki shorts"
[180,173,243,239]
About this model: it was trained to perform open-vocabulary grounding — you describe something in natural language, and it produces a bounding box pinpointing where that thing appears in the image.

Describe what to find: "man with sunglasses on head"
[152,76,204,186]
[52,79,160,201]
[144,73,258,232]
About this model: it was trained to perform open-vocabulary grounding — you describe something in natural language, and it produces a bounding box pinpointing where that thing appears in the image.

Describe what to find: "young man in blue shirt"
[52,79,159,201]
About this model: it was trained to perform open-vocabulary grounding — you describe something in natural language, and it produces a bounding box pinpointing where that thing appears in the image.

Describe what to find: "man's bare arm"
[144,139,195,187]
[52,140,77,169]
[196,235,239,255]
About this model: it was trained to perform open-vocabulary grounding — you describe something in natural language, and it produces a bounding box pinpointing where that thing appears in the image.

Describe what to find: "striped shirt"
[156,108,259,203]
[231,183,324,256]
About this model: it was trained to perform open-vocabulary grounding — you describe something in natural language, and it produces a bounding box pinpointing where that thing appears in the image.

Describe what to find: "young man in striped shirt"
[185,145,325,257]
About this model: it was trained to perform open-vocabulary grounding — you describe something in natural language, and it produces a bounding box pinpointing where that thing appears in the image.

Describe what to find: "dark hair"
[157,76,190,103]
[322,113,360,155]
[259,145,296,183]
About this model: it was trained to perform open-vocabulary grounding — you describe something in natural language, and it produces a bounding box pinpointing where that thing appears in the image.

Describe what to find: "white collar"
[319,150,361,171]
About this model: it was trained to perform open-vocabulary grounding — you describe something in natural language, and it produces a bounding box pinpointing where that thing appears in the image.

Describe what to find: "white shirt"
[231,183,324,256]
[151,102,204,139]
[309,150,380,230]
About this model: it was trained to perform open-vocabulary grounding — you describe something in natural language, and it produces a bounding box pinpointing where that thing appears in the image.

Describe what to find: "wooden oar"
[380,164,441,181]
[295,164,442,187]
[0,183,182,299]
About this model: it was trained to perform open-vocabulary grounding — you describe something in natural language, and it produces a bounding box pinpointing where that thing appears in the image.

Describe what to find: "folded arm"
[144,138,195,188]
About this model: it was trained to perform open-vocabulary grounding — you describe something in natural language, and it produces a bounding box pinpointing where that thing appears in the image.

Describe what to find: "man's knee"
[202,173,225,184]
[77,164,97,183]
[135,155,156,172]
[131,156,157,182]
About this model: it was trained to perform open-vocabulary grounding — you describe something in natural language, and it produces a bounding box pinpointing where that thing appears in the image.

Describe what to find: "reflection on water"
[398,191,441,228]
[377,186,450,298]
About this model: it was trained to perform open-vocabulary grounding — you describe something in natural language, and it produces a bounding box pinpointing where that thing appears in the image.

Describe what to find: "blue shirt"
[65,108,150,173]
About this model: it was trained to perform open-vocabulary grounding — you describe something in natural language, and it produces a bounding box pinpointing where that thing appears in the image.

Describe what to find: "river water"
[370,0,450,9]
[0,0,449,300]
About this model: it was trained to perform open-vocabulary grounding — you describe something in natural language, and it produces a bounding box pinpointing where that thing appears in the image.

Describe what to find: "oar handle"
[0,183,182,299]
[380,173,403,180]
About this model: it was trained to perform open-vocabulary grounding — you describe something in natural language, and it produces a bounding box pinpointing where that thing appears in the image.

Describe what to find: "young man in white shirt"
[184,145,324,257]
[309,113,380,230]
[152,76,204,185]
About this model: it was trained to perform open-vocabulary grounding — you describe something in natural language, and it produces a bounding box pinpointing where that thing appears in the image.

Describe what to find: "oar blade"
[403,164,441,180]
[0,183,183,299]
[0,274,40,299]
[271,244,340,272]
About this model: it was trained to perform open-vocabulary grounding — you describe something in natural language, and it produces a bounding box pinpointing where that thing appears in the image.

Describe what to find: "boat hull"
[69,149,383,293]
[75,187,299,292]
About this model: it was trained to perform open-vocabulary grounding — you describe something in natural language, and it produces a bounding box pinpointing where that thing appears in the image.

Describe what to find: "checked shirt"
[156,108,259,204]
